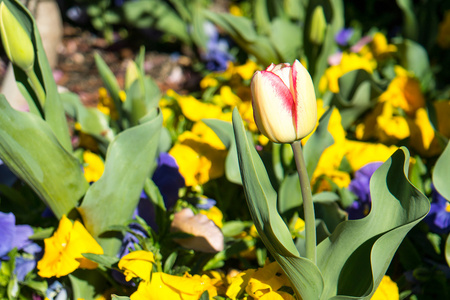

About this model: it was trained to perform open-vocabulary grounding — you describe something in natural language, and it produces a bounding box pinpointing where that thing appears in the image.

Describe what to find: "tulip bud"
[309,6,327,45]
[0,2,35,72]
[251,60,317,144]
[124,60,139,91]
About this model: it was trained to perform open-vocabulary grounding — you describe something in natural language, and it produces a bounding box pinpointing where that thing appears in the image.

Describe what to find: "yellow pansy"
[370,32,397,60]
[407,107,441,157]
[131,272,217,300]
[371,276,399,300]
[169,125,227,186]
[234,60,261,80]
[200,206,224,228]
[118,250,155,282]
[168,89,223,121]
[37,215,103,278]
[344,140,397,171]
[226,269,256,300]
[378,66,425,115]
[245,261,293,299]
[319,52,376,93]
[97,87,119,120]
[200,76,219,89]
[309,104,348,189]
[82,150,105,183]
[356,102,410,144]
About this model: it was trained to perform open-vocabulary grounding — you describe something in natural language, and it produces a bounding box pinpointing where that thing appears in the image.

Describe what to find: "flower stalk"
[291,140,316,264]
[26,68,46,106]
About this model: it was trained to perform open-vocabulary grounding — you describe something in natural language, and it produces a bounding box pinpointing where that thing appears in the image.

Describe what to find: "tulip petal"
[291,60,317,138]
[251,71,297,143]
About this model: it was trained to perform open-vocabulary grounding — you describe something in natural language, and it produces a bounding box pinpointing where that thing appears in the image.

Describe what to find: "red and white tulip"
[251,60,317,143]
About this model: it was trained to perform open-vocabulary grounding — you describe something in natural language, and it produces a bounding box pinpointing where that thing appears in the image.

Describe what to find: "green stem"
[26,68,46,107]
[291,140,316,264]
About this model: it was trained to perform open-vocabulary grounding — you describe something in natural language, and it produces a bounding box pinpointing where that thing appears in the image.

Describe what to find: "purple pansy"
[201,22,234,71]
[424,187,450,234]
[347,162,383,220]
[335,28,354,46]
[0,212,41,281]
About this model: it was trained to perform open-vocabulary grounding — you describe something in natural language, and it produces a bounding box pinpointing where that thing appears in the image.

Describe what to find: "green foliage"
[233,106,430,299]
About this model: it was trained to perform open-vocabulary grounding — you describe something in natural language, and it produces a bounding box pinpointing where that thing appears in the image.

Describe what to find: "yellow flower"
[82,150,105,183]
[437,11,450,49]
[169,89,223,121]
[309,104,348,189]
[97,87,119,120]
[356,102,410,144]
[200,206,224,228]
[371,276,399,300]
[229,4,243,16]
[344,140,397,171]
[378,66,425,115]
[118,250,155,282]
[130,272,217,300]
[200,76,219,89]
[235,60,260,81]
[37,215,103,278]
[319,52,376,93]
[169,123,227,186]
[407,107,441,157]
[370,33,397,60]
[226,269,256,299]
[227,261,294,300]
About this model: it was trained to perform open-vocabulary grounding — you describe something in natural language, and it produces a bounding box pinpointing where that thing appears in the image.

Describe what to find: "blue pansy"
[201,22,234,71]
[335,28,354,46]
[424,187,450,234]
[347,162,383,220]
[0,212,41,281]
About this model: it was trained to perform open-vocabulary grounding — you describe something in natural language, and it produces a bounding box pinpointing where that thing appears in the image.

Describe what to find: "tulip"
[251,60,317,144]
[310,6,327,45]
[0,2,35,72]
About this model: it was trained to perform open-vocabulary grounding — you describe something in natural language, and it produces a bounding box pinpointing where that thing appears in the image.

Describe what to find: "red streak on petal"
[290,65,298,131]
[261,71,295,118]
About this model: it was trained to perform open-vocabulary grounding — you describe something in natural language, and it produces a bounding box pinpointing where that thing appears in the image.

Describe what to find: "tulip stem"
[26,68,46,107]
[291,140,316,264]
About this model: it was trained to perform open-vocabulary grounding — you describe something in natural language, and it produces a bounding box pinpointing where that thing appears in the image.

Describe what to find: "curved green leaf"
[317,147,430,299]
[5,0,71,151]
[232,108,323,300]
[433,141,450,201]
[78,111,163,255]
[0,96,88,218]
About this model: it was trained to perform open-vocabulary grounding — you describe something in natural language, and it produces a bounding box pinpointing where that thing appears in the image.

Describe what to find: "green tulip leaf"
[4,0,71,151]
[396,0,419,41]
[432,141,450,201]
[270,17,302,63]
[124,77,161,126]
[94,53,124,124]
[317,147,430,299]
[0,96,88,218]
[332,69,383,129]
[78,111,163,255]
[122,0,190,44]
[205,11,279,65]
[232,108,324,300]
[60,92,114,149]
